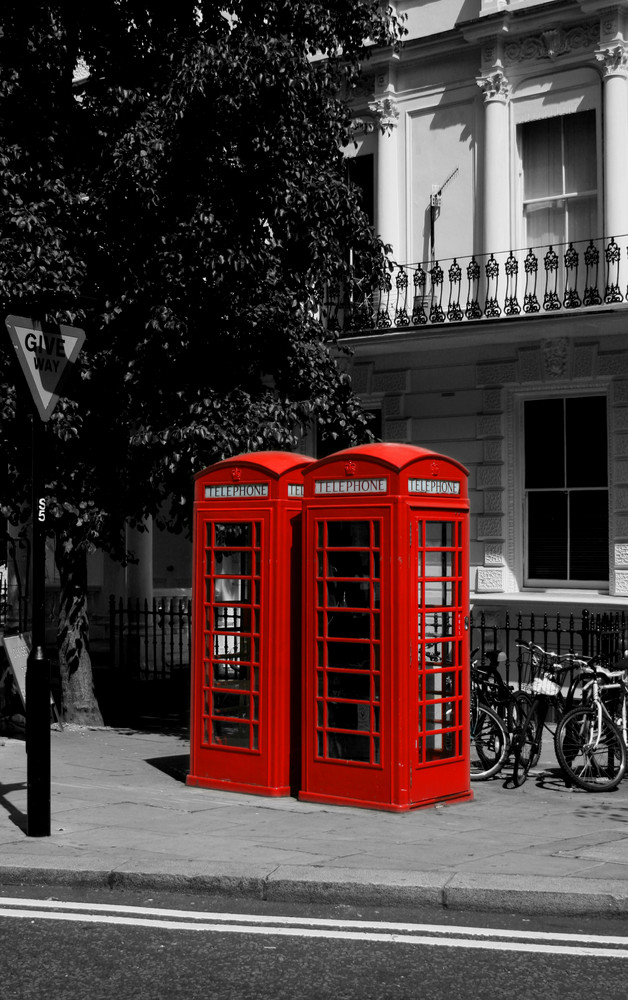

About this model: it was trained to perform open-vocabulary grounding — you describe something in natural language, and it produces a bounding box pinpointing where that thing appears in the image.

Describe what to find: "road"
[1,887,627,999]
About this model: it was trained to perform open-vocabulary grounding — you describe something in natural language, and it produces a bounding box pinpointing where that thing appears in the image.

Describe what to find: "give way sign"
[5,314,86,422]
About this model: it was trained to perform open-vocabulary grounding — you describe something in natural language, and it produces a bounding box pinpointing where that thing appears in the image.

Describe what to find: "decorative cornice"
[504,22,598,63]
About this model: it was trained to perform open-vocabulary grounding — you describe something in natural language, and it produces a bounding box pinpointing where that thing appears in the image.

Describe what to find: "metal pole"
[26,411,51,837]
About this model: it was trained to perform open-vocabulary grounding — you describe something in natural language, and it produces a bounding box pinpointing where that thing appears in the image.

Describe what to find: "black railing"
[329,236,628,334]
[470,608,627,691]
[108,596,192,682]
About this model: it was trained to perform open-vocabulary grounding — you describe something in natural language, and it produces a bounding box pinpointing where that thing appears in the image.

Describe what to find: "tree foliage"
[0,2,404,719]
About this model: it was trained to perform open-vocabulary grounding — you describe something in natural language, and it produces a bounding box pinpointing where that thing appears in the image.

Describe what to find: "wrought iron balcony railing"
[329,236,628,335]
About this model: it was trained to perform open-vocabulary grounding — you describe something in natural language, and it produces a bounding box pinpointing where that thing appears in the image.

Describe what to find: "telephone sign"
[5,314,85,421]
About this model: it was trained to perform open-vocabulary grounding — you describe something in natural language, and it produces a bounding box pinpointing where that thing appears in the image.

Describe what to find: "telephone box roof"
[194,450,315,481]
[306,442,468,476]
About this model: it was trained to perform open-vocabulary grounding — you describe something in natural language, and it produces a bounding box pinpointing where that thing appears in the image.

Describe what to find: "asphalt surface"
[1,724,627,917]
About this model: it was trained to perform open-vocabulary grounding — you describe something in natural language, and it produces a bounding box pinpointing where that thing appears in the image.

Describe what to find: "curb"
[1,865,627,917]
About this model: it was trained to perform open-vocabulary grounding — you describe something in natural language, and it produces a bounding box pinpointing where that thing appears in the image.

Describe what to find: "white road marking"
[0,898,626,958]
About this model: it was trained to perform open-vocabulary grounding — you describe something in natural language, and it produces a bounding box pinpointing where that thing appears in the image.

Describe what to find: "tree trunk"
[56,536,104,726]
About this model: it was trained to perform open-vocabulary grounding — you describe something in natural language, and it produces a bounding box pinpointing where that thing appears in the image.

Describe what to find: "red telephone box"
[299,442,472,812]
[187,451,314,796]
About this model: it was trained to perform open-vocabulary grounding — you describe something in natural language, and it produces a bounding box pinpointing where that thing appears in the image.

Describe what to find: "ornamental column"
[596,42,628,240]
[369,95,400,258]
[477,63,511,256]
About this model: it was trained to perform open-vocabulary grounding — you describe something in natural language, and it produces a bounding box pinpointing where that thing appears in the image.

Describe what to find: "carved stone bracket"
[542,338,569,379]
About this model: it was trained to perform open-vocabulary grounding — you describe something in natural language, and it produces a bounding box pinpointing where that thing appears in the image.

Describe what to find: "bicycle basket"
[531,671,561,696]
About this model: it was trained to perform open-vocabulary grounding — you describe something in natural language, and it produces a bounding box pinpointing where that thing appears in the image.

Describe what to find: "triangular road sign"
[5,314,86,422]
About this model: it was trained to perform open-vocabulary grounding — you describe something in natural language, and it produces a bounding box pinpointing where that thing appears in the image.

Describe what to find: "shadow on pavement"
[146,754,190,784]
[0,781,27,832]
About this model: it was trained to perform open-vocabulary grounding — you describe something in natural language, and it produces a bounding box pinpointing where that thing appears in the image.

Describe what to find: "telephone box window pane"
[214,550,252,576]
[327,611,371,638]
[424,581,455,608]
[327,733,370,762]
[327,672,370,700]
[426,702,457,729]
[213,664,250,688]
[327,521,370,547]
[326,641,368,670]
[426,733,457,761]
[214,523,253,546]
[328,701,362,729]
[425,550,454,577]
[213,606,252,632]
[213,692,249,718]
[327,550,371,578]
[213,578,251,603]
[327,581,372,608]
[213,635,251,660]
[528,492,568,579]
[213,721,249,747]
[425,672,456,699]
[525,399,564,488]
[570,491,609,580]
[425,522,453,548]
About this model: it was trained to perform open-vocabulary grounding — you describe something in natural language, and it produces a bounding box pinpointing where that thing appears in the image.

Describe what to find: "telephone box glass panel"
[201,521,261,751]
[314,519,382,766]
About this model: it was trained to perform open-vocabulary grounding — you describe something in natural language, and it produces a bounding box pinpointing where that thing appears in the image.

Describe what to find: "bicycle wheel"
[555,706,627,792]
[512,704,542,787]
[470,704,508,780]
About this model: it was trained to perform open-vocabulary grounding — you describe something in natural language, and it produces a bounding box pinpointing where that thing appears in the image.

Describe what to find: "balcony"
[330,236,628,337]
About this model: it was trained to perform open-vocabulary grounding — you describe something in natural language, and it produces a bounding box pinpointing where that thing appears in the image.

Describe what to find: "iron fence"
[108,595,192,682]
[470,608,627,691]
[328,235,628,334]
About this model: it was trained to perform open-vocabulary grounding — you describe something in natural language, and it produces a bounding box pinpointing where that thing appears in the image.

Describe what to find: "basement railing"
[328,235,628,335]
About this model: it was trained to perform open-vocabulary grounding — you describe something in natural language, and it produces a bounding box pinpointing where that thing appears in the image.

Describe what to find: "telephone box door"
[197,513,270,763]
[311,513,388,779]
[411,512,469,804]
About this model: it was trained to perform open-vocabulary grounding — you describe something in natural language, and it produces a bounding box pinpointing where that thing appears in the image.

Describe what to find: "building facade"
[5,1,626,633]
[334,0,628,624]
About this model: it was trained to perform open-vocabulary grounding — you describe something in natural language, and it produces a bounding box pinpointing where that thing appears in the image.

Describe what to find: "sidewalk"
[1,725,628,917]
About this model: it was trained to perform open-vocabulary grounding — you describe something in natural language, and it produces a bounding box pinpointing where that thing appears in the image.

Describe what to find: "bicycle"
[470,684,509,781]
[578,652,628,751]
[472,649,532,737]
[469,648,533,782]
[512,647,626,790]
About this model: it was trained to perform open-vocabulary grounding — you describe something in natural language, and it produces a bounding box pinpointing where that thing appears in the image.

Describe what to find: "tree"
[0,2,405,722]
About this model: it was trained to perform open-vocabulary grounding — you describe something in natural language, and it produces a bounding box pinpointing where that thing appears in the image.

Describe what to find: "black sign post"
[5,315,85,837]
[26,412,51,836]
